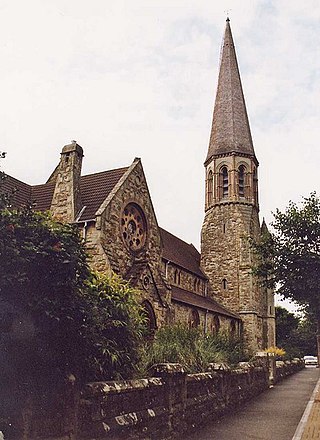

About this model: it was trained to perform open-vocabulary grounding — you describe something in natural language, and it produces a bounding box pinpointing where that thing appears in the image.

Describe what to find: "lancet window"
[221,166,228,198]
[207,170,213,206]
[238,165,246,197]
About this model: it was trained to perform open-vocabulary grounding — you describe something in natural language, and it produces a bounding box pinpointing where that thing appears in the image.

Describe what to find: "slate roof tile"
[171,285,239,319]
[159,227,207,279]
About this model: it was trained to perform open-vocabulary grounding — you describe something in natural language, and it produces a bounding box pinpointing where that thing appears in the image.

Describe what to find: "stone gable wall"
[95,161,170,327]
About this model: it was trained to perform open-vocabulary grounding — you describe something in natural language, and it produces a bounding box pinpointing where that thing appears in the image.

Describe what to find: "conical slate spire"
[206,19,255,163]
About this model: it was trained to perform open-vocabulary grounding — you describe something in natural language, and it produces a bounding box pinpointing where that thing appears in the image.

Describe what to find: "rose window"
[121,203,147,251]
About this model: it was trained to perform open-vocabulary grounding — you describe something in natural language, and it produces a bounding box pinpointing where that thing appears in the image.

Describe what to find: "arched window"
[221,166,228,198]
[174,269,181,285]
[212,315,220,335]
[238,165,246,197]
[189,309,200,328]
[253,167,258,203]
[222,278,228,290]
[207,170,213,206]
[230,320,236,338]
[142,300,157,337]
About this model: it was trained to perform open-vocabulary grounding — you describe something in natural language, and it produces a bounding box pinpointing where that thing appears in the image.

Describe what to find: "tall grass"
[137,323,245,376]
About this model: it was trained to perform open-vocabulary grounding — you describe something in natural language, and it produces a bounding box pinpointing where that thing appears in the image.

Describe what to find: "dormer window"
[238,165,246,197]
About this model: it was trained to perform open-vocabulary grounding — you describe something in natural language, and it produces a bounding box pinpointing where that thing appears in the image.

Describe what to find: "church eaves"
[206,18,256,163]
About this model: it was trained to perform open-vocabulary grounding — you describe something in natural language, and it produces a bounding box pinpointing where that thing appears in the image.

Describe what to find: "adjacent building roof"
[171,286,239,319]
[159,227,207,279]
[206,19,256,163]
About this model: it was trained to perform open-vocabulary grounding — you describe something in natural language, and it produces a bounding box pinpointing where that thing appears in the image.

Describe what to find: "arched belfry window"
[238,165,246,197]
[222,278,228,290]
[207,170,213,206]
[221,166,228,198]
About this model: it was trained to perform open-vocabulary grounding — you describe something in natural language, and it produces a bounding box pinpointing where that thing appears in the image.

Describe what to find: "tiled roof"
[1,175,31,207]
[31,182,55,211]
[1,167,128,221]
[78,167,128,221]
[171,285,239,319]
[159,227,207,279]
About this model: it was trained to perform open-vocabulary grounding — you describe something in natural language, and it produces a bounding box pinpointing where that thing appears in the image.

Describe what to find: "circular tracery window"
[121,203,147,251]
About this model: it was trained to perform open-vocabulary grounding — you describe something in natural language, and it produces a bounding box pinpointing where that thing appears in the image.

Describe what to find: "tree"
[275,306,317,358]
[253,193,320,361]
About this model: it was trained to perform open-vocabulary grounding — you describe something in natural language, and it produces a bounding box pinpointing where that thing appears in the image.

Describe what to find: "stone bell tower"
[200,19,275,352]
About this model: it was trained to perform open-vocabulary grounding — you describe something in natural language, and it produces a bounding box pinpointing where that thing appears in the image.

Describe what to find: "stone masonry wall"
[201,202,268,351]
[76,360,303,439]
[96,160,170,327]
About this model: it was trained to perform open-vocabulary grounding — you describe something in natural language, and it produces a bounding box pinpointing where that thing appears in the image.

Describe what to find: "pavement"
[293,371,320,439]
[185,367,320,440]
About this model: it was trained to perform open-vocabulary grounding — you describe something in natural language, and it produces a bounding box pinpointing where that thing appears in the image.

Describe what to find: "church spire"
[206,19,256,163]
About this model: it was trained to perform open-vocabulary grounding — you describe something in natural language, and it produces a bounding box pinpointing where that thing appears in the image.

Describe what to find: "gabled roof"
[78,167,128,221]
[171,286,239,319]
[2,167,128,221]
[159,227,207,279]
[206,19,256,163]
[1,175,31,207]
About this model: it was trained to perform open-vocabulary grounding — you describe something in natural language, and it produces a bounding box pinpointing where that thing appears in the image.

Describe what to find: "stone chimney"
[50,141,83,223]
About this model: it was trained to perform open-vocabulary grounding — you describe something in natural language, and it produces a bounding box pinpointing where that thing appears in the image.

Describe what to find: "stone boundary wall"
[78,359,304,440]
[1,359,304,439]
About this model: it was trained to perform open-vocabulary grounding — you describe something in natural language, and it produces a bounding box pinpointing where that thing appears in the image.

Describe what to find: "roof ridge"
[81,166,129,179]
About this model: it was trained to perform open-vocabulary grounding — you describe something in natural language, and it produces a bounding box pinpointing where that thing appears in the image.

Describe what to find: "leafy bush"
[81,273,147,380]
[0,205,146,384]
[137,323,245,375]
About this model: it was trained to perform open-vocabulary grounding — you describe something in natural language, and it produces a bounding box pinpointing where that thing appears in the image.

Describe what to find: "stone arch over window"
[222,278,228,290]
[219,166,229,199]
[189,309,200,328]
[238,165,246,197]
[142,300,157,337]
[207,170,213,206]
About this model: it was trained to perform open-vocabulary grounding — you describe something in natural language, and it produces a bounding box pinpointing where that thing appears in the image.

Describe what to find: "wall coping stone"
[82,377,163,398]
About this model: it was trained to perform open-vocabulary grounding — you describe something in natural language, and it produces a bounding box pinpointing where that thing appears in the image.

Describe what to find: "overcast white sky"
[1,1,320,308]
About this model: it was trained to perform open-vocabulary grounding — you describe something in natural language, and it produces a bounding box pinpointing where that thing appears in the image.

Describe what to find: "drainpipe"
[82,221,88,241]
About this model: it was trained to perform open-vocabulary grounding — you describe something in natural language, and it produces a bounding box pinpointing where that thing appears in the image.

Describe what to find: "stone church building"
[4,20,275,352]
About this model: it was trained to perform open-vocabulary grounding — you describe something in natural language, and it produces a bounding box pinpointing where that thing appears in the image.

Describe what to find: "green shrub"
[137,323,245,375]
[0,205,147,384]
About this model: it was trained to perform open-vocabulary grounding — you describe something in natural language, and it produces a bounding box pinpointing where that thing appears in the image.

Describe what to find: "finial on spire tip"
[226,17,230,22]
